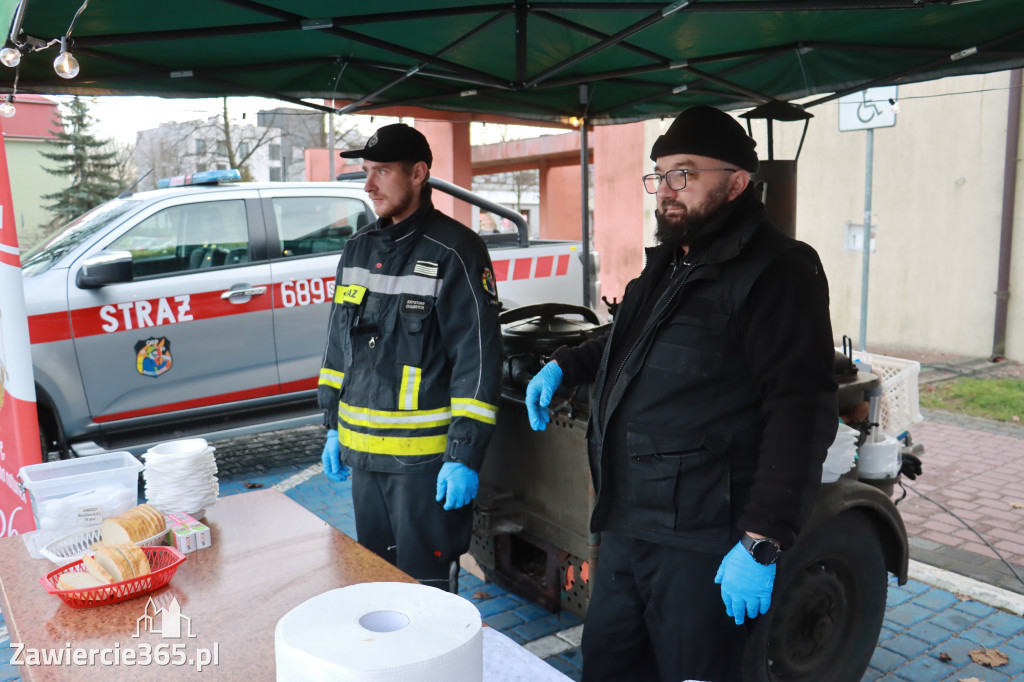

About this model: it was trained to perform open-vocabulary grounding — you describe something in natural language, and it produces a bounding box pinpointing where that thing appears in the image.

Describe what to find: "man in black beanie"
[524,105,838,680]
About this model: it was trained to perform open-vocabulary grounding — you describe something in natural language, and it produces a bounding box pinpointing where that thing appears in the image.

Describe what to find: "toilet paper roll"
[275,582,482,682]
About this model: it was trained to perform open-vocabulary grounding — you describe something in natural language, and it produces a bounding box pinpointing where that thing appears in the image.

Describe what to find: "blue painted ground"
[3,458,1023,681]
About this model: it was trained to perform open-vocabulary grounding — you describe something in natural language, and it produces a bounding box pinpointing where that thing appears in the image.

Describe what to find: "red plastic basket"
[40,546,187,609]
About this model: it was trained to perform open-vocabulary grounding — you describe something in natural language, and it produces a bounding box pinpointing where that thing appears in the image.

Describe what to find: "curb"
[908,559,1024,616]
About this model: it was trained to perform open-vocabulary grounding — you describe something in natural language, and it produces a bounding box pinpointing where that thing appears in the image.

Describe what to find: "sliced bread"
[57,571,106,591]
[82,554,114,584]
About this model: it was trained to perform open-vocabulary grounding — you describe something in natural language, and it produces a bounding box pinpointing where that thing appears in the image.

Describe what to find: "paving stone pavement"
[3,413,1024,680]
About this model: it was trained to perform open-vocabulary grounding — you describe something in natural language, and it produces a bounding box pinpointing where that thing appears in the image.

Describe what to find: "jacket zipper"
[606,257,706,404]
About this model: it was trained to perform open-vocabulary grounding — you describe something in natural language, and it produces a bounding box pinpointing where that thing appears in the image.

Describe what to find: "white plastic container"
[857,437,901,480]
[19,451,142,541]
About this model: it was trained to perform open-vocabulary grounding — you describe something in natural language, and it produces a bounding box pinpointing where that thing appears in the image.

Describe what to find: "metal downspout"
[993,69,1022,359]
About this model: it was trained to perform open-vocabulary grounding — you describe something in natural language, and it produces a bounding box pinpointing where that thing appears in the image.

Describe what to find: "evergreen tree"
[40,97,121,227]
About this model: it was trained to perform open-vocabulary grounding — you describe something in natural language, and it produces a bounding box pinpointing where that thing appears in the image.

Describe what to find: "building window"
[269,144,281,161]
[195,139,206,156]
[238,141,249,158]
[269,167,282,182]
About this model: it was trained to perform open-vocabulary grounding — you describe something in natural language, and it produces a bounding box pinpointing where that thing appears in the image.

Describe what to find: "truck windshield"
[21,199,141,277]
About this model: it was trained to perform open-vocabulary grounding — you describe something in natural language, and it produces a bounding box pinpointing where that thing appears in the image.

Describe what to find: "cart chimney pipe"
[993,68,1022,360]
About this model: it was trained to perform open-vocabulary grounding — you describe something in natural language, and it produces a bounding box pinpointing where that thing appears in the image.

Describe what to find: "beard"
[654,179,732,250]
[375,184,417,221]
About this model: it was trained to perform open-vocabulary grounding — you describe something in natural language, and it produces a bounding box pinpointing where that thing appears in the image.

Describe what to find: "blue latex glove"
[714,541,777,625]
[321,429,350,483]
[525,361,563,431]
[435,462,479,510]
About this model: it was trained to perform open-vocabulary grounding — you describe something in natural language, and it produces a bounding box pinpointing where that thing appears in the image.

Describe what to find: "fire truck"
[25,171,584,459]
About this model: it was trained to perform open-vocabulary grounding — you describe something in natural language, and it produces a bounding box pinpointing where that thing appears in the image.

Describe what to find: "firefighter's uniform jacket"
[318,193,502,474]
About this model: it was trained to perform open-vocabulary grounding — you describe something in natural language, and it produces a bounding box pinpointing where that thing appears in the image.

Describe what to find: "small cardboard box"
[166,512,211,552]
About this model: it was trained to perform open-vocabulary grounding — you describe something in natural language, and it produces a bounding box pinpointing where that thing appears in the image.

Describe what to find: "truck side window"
[272,197,364,257]
[110,200,250,277]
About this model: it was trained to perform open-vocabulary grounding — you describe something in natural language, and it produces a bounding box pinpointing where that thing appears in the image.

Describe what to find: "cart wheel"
[742,511,887,682]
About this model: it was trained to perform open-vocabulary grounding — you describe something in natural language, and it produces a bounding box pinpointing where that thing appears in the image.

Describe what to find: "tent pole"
[992,68,1022,359]
[580,87,592,310]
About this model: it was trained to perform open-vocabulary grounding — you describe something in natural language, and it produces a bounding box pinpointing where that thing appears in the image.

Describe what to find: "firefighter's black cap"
[339,123,433,168]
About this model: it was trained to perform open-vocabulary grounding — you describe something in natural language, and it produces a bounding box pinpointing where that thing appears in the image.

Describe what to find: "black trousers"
[351,467,473,592]
[581,532,748,682]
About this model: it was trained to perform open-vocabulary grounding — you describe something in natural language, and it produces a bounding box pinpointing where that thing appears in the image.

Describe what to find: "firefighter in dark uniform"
[318,123,502,593]
[525,106,838,681]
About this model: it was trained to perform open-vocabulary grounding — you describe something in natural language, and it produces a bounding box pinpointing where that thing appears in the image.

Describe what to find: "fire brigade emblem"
[135,337,172,378]
[481,267,498,298]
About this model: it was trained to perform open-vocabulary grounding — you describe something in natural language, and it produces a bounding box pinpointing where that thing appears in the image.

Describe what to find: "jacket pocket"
[395,294,433,367]
[646,309,728,377]
[624,427,732,532]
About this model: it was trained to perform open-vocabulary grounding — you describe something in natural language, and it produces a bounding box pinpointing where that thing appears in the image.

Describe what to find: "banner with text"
[0,117,41,536]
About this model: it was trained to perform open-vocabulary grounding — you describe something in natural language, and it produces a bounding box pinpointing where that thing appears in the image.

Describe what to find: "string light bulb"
[0,96,15,118]
[53,37,79,79]
[0,46,21,68]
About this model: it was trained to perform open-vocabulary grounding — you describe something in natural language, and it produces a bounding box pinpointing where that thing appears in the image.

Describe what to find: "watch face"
[753,540,780,565]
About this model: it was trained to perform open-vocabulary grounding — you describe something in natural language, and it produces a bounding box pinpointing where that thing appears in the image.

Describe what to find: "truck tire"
[742,510,887,682]
[38,403,69,462]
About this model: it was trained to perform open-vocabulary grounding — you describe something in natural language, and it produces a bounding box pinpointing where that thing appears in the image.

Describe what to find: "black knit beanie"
[650,105,759,173]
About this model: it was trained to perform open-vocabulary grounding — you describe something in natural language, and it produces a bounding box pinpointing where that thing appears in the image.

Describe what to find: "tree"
[40,97,121,227]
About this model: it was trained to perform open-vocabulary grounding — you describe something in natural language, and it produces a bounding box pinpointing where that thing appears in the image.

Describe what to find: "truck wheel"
[742,511,887,682]
[38,408,69,462]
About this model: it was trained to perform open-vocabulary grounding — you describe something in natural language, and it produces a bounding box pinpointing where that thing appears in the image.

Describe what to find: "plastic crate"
[18,452,143,541]
[40,523,170,565]
[848,350,924,436]
[40,546,186,609]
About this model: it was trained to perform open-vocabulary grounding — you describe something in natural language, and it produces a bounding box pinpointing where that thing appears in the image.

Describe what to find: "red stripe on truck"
[556,254,570,276]
[534,255,553,278]
[94,378,316,423]
[512,259,532,280]
[492,260,510,282]
[29,311,73,344]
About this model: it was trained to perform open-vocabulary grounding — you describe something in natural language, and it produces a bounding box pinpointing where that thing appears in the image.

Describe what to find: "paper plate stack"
[143,438,219,518]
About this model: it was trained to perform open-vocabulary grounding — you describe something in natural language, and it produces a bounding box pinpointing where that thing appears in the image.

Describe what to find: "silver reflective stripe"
[343,267,442,297]
[400,365,421,410]
[337,402,451,427]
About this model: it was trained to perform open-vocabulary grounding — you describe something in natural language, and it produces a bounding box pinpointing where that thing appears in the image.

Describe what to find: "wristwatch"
[741,533,781,566]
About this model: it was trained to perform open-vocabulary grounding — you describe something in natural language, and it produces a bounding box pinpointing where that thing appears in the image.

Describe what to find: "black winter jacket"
[552,188,838,551]
[318,192,503,474]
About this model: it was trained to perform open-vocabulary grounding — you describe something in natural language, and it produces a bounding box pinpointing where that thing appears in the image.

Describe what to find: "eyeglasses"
[642,168,736,194]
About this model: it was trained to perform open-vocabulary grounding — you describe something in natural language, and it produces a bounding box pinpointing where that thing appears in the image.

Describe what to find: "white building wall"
[746,71,1022,360]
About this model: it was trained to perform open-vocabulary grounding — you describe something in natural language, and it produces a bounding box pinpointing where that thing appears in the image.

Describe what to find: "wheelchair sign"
[839,86,898,131]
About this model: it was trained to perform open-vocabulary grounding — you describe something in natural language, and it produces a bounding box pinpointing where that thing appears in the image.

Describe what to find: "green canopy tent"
[2,0,1024,303]
[1,0,1023,123]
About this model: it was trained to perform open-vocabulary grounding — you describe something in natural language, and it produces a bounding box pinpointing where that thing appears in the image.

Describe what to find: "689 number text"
[279,278,335,307]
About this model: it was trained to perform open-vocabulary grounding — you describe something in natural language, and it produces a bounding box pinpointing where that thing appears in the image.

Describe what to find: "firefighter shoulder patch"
[481,267,498,299]
[135,337,172,377]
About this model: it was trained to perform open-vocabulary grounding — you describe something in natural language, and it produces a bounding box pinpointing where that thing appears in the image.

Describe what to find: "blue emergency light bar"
[157,169,241,189]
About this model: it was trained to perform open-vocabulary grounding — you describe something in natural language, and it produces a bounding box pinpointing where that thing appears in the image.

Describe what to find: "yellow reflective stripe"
[337,425,447,456]
[318,368,345,389]
[334,284,367,305]
[451,398,498,425]
[400,366,421,411]
[338,401,451,429]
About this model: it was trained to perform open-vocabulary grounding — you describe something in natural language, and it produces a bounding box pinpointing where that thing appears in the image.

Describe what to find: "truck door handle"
[221,286,267,299]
